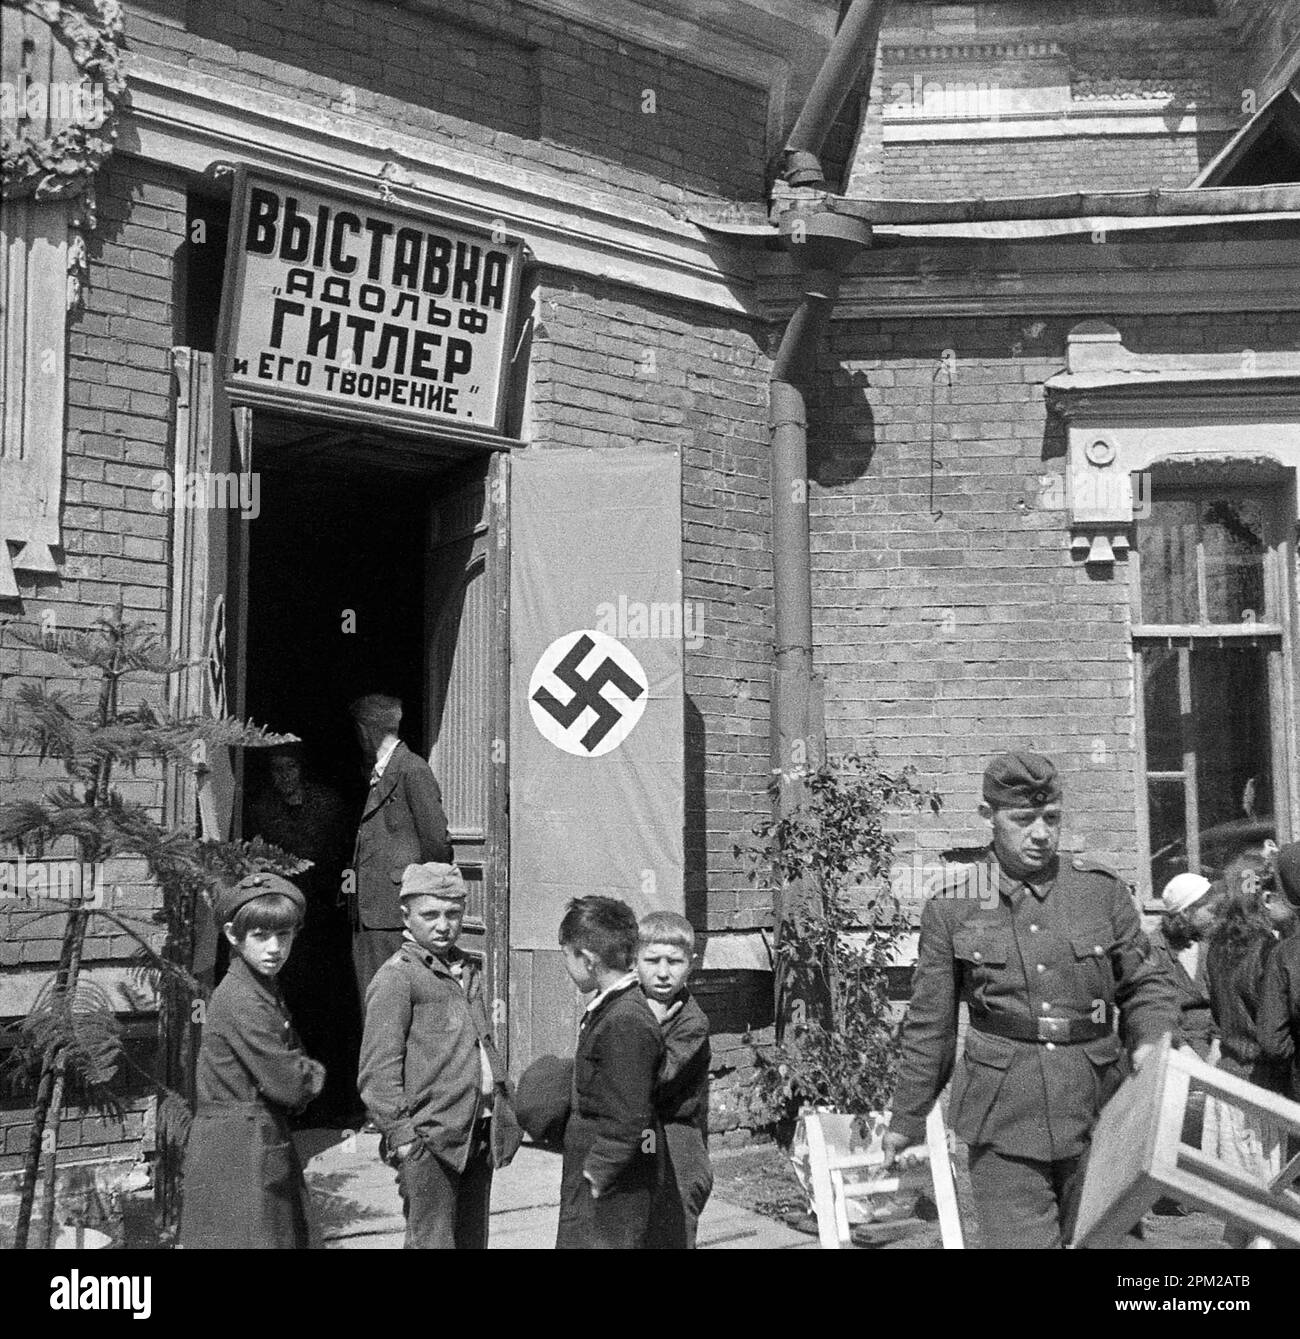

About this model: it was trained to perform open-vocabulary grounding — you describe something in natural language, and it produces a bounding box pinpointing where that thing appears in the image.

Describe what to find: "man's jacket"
[352,741,452,931]
[1259,932,1300,1101]
[358,940,501,1173]
[890,852,1178,1163]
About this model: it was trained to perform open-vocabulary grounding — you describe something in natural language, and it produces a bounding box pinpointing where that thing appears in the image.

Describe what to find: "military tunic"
[891,853,1178,1167]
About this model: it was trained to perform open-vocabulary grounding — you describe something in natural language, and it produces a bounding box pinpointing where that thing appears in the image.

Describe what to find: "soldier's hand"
[1131,1042,1154,1074]
[881,1129,911,1168]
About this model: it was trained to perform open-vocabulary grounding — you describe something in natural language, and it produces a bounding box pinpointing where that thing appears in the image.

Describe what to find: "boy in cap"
[179,872,326,1249]
[883,750,1178,1248]
[358,861,508,1249]
[637,910,713,1248]
[556,896,665,1249]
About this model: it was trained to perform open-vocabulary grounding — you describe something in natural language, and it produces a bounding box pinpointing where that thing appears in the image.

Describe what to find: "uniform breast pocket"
[952,928,1009,1006]
[1070,930,1119,995]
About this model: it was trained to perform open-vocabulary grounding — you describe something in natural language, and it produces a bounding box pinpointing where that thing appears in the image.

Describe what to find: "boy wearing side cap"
[179,872,326,1249]
[358,862,507,1249]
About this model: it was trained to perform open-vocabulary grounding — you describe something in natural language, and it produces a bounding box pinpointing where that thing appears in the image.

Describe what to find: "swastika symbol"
[532,634,644,751]
[528,630,649,757]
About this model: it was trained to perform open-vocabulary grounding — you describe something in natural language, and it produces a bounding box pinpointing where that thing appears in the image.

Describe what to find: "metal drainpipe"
[784,0,890,188]
[768,218,870,1041]
[767,0,889,1030]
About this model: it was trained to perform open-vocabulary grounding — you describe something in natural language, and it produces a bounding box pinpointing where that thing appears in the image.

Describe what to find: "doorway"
[231,426,511,1087]
[244,462,430,814]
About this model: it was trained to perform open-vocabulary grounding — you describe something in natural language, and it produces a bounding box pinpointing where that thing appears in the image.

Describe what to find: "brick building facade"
[3,0,1300,1207]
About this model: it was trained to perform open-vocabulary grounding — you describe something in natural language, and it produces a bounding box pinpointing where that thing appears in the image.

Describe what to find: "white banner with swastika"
[510,447,685,950]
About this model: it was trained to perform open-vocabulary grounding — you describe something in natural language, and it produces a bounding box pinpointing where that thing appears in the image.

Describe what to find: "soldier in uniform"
[882,751,1178,1248]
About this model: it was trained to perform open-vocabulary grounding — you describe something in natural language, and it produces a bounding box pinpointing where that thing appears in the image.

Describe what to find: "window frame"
[1131,481,1297,891]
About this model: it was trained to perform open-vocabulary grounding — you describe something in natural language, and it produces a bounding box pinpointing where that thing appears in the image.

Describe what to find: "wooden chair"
[803,1103,965,1249]
[1072,1034,1300,1248]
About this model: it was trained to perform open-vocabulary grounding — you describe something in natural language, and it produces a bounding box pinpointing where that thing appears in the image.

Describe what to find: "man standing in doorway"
[349,694,454,996]
[882,750,1178,1248]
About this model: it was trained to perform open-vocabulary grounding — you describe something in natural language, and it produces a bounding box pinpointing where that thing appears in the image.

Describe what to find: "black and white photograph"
[3,0,1300,1303]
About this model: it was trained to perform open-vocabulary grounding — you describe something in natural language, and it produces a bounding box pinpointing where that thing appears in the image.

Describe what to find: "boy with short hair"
[180,872,326,1249]
[359,862,506,1249]
[556,896,665,1250]
[638,910,713,1248]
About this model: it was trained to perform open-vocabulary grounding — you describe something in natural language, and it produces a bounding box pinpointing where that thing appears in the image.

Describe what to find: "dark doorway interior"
[238,452,433,1124]
[244,459,432,818]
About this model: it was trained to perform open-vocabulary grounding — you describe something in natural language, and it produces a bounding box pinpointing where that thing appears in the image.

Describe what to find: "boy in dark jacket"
[638,911,713,1248]
[180,873,326,1249]
[359,862,505,1249]
[556,896,665,1249]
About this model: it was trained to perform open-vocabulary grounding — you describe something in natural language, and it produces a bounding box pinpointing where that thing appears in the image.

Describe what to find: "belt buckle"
[1037,1016,1068,1042]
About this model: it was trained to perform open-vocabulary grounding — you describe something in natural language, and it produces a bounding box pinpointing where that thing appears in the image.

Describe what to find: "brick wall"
[880,133,1224,198]
[0,157,182,1181]
[527,273,776,933]
[873,0,1248,198]
[126,0,769,209]
[808,307,1300,891]
[2,156,183,964]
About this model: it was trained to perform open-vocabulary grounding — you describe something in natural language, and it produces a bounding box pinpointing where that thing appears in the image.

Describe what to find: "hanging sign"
[219,169,522,433]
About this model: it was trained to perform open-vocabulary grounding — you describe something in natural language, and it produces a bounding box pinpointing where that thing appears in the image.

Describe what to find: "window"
[1134,486,1292,893]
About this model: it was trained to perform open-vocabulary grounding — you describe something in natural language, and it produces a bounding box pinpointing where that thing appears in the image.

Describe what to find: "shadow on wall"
[684,693,707,935]
[807,366,878,488]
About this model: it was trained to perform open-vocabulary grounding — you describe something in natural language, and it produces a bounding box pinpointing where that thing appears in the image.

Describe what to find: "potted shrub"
[736,749,940,1227]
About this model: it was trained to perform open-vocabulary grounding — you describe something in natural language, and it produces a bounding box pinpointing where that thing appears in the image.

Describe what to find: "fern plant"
[0,609,303,1247]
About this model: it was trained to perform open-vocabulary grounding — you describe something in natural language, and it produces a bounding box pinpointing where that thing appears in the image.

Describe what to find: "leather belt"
[970,1008,1113,1045]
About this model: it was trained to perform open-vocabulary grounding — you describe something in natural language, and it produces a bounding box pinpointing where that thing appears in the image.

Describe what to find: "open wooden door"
[168,348,249,978]
[424,452,510,1051]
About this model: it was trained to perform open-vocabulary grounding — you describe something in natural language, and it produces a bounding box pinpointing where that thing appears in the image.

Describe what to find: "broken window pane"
[1141,645,1183,773]
[1139,497,1198,623]
[1201,496,1266,623]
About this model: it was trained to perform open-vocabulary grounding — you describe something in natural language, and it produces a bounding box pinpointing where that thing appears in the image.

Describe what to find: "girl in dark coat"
[179,873,326,1249]
[1202,854,1297,1248]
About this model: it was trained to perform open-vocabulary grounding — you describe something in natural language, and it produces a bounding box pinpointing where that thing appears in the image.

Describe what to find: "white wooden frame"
[1073,1035,1300,1248]
[804,1105,965,1250]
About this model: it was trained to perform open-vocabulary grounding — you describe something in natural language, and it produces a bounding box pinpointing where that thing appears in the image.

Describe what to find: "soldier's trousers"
[966,1145,1087,1249]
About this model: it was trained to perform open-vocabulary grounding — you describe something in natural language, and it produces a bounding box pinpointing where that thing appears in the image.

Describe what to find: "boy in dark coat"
[1259,927,1300,1102]
[556,896,665,1250]
[638,911,712,1248]
[180,873,326,1249]
[359,862,507,1249]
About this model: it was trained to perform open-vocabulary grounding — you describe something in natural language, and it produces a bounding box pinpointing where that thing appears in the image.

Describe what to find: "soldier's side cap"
[215,871,305,924]
[982,750,1061,808]
[400,861,466,901]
